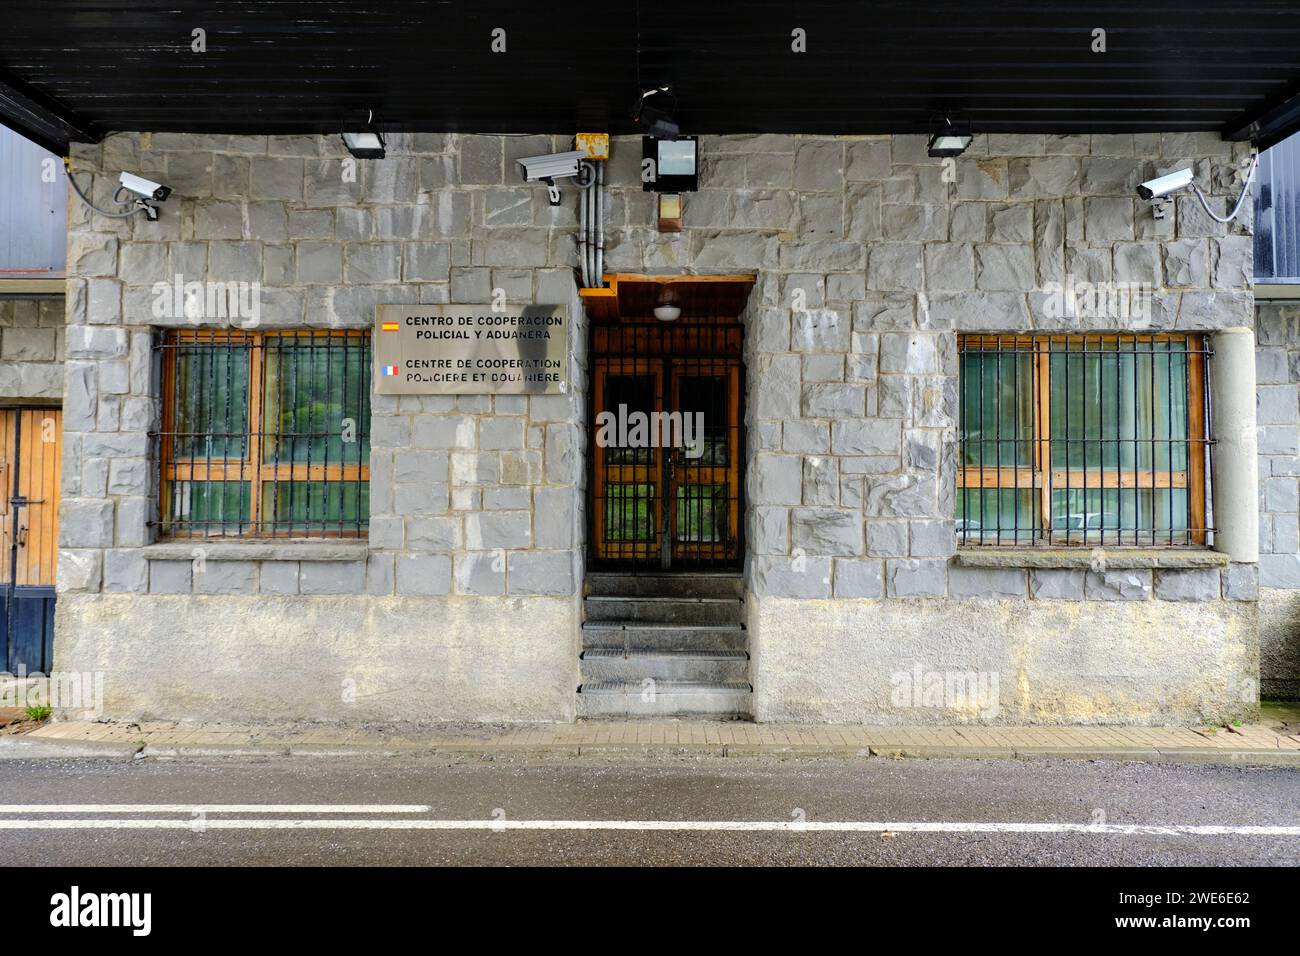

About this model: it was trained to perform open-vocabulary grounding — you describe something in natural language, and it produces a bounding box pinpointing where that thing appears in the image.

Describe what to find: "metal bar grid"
[957,333,1214,548]
[152,328,371,539]
[587,319,744,573]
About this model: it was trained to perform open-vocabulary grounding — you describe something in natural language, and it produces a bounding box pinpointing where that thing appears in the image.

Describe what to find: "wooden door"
[589,342,742,570]
[1,408,61,672]
[591,359,665,564]
[668,362,741,563]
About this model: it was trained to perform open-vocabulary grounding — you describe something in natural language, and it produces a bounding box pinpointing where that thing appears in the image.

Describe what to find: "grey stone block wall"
[1256,302,1300,581]
[57,132,586,603]
[598,132,1253,604]
[52,129,1263,723]
[0,298,65,401]
[1255,300,1300,696]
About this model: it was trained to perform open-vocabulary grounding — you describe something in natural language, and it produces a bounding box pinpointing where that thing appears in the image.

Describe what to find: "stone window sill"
[141,541,369,563]
[954,548,1228,570]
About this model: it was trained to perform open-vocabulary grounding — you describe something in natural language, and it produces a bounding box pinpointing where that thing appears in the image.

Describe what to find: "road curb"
[1014,747,1163,762]
[7,734,1300,768]
[143,745,289,758]
[1153,748,1300,767]
[0,736,141,760]
[871,746,1017,759]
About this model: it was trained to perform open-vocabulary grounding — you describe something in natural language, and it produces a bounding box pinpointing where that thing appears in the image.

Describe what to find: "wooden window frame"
[956,333,1210,547]
[158,328,371,539]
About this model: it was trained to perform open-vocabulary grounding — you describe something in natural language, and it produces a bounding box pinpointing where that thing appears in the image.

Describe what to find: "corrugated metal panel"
[1255,133,1300,282]
[0,125,66,276]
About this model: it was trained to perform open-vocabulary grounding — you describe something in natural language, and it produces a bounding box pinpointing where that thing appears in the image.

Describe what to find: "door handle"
[17,525,27,547]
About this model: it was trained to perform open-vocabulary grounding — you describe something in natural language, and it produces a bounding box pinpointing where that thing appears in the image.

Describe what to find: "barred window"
[156,329,371,538]
[957,334,1211,547]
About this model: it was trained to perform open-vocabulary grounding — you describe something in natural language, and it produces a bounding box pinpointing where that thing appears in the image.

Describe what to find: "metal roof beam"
[0,67,101,155]
[1223,78,1300,151]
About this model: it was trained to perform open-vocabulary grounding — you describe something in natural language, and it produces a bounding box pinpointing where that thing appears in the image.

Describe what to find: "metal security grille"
[154,329,371,538]
[957,333,1213,547]
[588,320,744,572]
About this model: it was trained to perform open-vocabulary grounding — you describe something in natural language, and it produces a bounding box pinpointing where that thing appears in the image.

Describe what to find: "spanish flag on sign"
[381,321,400,332]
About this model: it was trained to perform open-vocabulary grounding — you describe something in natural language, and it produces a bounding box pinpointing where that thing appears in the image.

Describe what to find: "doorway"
[1,407,61,673]
[588,320,743,572]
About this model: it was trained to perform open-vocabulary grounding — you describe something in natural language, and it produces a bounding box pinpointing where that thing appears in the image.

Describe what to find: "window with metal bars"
[155,329,371,538]
[956,333,1212,547]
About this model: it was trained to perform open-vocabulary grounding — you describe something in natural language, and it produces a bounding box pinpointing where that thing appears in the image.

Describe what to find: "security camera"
[516,150,589,205]
[1138,155,1258,225]
[1136,168,1193,201]
[118,172,172,202]
[517,151,586,183]
[64,163,171,222]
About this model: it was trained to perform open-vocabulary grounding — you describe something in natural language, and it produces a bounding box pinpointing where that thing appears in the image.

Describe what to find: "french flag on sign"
[382,364,400,376]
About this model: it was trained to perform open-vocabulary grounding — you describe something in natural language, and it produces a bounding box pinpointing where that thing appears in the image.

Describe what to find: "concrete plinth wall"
[56,130,1261,724]
[57,593,576,722]
[1256,301,1300,698]
[751,596,1257,725]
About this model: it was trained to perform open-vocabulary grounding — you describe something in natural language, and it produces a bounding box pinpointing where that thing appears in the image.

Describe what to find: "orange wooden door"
[589,356,742,569]
[0,408,62,587]
[668,361,741,563]
[591,359,665,563]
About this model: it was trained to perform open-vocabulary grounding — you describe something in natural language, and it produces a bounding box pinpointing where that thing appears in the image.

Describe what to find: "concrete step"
[576,680,752,719]
[585,572,743,600]
[583,595,744,626]
[581,621,748,652]
[581,647,749,682]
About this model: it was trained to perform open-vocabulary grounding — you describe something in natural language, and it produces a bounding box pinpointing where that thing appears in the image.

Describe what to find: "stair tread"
[586,572,743,578]
[582,647,748,660]
[583,621,745,631]
[585,595,742,604]
[580,680,752,694]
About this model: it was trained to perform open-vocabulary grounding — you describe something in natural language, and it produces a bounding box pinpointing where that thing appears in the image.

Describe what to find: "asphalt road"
[0,753,1297,866]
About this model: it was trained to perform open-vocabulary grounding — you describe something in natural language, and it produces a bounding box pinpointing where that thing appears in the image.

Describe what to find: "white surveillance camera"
[1136,168,1193,201]
[516,150,589,205]
[516,150,585,183]
[118,171,172,202]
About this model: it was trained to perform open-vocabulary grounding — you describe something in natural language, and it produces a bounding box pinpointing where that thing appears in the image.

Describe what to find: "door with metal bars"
[589,320,743,571]
[1,407,61,673]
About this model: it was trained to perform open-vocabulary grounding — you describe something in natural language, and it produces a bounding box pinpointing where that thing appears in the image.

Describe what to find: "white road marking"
[0,818,1295,835]
[0,805,430,814]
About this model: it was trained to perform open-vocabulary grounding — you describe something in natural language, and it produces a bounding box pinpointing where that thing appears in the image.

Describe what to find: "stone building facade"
[1256,300,1300,697]
[49,129,1268,724]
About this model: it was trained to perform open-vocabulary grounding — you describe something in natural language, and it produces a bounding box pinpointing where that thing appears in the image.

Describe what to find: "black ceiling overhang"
[4,1,1300,154]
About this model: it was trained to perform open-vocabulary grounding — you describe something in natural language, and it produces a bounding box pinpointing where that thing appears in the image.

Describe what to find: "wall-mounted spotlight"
[633,86,680,139]
[341,109,386,159]
[927,116,973,158]
[642,136,698,193]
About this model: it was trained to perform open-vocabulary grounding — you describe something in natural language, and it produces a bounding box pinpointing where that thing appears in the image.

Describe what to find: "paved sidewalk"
[8,718,1300,766]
